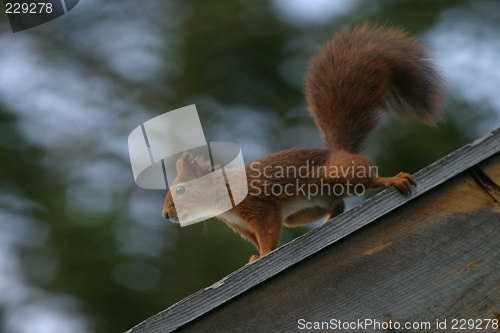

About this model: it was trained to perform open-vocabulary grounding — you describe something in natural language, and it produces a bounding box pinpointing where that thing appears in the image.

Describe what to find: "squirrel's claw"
[392,172,416,196]
[374,172,416,196]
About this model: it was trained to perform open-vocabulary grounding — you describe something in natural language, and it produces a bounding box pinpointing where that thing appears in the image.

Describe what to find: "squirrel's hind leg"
[283,206,331,227]
[323,200,345,224]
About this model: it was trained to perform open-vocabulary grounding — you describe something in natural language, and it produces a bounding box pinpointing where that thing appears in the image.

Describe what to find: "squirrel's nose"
[162,208,169,219]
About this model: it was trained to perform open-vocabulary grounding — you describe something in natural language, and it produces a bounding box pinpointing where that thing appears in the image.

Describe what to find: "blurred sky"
[1,0,500,332]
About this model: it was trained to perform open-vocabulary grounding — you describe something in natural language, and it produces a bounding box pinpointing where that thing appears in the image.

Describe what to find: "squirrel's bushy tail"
[305,24,445,154]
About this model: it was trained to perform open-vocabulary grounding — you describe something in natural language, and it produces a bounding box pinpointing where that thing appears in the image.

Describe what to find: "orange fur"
[162,25,445,264]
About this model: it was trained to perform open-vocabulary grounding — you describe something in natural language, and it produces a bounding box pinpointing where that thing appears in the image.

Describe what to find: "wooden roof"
[126,127,500,333]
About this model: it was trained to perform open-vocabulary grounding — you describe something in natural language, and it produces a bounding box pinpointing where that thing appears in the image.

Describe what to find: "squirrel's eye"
[176,185,186,195]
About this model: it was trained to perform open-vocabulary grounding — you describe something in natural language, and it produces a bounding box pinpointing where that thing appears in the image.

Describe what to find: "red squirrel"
[162,25,445,264]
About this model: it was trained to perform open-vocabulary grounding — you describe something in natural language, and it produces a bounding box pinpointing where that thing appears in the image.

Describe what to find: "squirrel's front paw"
[391,172,416,195]
[247,255,260,264]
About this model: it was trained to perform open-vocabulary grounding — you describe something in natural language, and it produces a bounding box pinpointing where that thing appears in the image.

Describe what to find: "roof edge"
[127,127,500,333]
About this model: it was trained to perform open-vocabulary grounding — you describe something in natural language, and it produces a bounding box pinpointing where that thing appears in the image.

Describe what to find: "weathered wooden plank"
[126,128,500,333]
[177,170,500,332]
[475,153,500,202]
[480,151,500,182]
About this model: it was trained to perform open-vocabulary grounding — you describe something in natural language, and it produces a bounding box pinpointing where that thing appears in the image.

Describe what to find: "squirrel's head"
[162,152,220,223]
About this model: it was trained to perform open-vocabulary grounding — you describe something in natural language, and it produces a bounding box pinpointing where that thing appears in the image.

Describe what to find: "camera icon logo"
[128,105,248,226]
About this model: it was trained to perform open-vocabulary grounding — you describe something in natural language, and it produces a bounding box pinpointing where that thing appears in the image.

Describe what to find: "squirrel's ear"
[191,156,213,177]
[176,152,214,180]
[176,152,197,180]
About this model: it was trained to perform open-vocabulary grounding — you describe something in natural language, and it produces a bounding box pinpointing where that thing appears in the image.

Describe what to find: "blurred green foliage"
[0,0,496,332]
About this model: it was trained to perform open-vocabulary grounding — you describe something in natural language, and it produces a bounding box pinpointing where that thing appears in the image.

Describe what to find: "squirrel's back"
[305,24,445,154]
